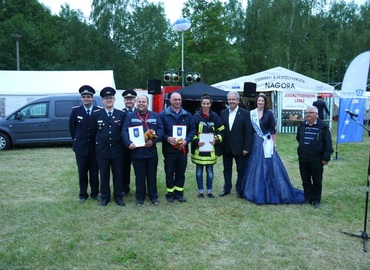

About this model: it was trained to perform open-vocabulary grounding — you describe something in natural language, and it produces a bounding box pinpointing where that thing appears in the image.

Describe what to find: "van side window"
[55,100,80,117]
[20,103,48,119]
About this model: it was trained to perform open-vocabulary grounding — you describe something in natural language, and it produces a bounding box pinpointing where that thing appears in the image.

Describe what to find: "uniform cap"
[122,89,137,98]
[79,85,95,95]
[100,87,116,97]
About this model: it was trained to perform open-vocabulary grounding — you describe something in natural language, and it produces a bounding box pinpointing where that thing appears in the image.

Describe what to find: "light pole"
[172,18,191,88]
[12,33,22,70]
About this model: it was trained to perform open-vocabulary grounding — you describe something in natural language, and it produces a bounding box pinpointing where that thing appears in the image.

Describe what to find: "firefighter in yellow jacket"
[191,94,225,199]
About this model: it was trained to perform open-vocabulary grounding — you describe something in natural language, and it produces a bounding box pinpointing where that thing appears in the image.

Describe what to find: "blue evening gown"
[242,111,305,204]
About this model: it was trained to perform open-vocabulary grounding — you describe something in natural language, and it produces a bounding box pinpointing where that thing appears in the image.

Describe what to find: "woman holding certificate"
[122,95,164,206]
[191,94,225,199]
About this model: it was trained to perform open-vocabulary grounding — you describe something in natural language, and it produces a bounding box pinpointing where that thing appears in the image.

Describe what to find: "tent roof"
[212,66,334,93]
[173,82,228,102]
[0,70,116,95]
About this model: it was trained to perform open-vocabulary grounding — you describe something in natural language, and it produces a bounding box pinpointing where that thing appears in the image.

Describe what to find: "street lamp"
[172,18,191,88]
[12,33,22,71]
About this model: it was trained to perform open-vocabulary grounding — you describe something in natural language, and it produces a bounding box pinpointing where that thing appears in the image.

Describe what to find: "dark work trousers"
[222,153,248,193]
[122,147,131,194]
[75,152,99,199]
[97,157,124,202]
[164,152,188,199]
[299,161,324,203]
[132,156,159,201]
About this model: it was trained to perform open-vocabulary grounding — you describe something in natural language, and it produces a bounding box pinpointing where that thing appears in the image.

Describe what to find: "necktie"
[108,111,112,118]
[86,109,90,116]
[128,109,133,114]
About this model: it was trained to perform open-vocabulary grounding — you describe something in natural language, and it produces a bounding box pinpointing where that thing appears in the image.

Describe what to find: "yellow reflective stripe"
[174,186,184,191]
[167,187,175,192]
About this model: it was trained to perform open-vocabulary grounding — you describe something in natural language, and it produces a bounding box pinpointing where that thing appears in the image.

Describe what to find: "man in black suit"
[312,94,329,120]
[219,91,253,198]
[91,87,126,207]
[69,85,100,203]
[121,89,137,196]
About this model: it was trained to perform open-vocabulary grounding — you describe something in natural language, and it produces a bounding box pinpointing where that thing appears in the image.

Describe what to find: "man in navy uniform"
[69,85,100,202]
[121,89,137,196]
[159,92,196,203]
[122,95,164,206]
[91,87,126,206]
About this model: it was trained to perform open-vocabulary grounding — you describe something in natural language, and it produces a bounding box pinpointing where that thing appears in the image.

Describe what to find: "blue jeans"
[196,164,214,192]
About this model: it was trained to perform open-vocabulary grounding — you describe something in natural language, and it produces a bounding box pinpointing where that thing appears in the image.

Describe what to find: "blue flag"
[337,51,370,144]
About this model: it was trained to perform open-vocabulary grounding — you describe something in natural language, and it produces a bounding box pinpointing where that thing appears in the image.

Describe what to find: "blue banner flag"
[337,51,370,144]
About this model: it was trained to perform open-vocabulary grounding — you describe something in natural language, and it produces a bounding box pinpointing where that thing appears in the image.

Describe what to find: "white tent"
[0,70,116,116]
[212,66,334,133]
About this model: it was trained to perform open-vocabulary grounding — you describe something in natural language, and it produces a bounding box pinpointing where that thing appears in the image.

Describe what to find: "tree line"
[0,0,369,90]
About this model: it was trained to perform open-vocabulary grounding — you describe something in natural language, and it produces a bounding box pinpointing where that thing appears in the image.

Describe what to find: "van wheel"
[0,133,11,150]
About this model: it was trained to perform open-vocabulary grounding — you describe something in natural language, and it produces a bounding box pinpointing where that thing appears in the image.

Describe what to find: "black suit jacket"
[220,107,253,156]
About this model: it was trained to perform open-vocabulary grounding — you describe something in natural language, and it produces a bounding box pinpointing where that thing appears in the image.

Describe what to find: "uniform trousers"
[164,152,187,198]
[132,156,159,201]
[75,152,99,199]
[122,147,131,194]
[97,157,124,202]
[299,161,324,203]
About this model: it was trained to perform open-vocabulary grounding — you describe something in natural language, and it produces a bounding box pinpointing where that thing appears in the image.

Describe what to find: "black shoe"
[99,200,109,206]
[219,190,230,197]
[303,199,312,205]
[166,197,175,203]
[115,198,125,206]
[237,192,243,199]
[197,193,204,199]
[207,193,215,199]
[313,201,320,208]
[136,200,144,206]
[91,196,101,201]
[176,197,187,203]
[151,199,159,206]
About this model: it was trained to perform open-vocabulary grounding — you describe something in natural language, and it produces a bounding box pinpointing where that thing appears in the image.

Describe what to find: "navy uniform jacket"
[159,106,196,155]
[122,111,164,158]
[69,105,98,156]
[91,108,126,159]
[220,107,253,156]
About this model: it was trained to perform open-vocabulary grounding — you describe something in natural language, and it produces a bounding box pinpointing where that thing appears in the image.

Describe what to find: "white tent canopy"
[212,66,334,94]
[0,70,116,95]
[212,67,334,133]
[0,70,116,116]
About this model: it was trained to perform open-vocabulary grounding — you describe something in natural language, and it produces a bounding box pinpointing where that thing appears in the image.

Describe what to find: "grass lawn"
[1,126,370,269]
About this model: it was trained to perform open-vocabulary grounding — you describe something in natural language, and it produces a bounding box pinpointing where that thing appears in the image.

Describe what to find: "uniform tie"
[128,109,133,114]
[86,109,90,116]
[108,111,112,117]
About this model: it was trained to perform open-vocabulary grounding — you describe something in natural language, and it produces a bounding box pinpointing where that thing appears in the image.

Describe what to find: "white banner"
[282,92,316,110]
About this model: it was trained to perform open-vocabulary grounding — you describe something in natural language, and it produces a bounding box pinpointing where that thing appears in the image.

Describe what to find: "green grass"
[1,127,370,269]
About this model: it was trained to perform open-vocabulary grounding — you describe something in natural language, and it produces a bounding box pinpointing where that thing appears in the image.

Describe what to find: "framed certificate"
[128,126,145,147]
[199,133,214,152]
[172,125,187,139]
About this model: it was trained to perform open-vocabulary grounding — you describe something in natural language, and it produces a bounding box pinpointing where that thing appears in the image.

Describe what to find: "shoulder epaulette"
[72,105,79,109]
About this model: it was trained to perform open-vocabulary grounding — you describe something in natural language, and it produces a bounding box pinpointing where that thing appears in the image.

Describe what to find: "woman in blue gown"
[242,93,305,204]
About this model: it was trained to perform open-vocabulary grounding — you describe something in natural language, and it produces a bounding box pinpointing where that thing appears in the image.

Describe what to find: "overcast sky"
[38,0,367,24]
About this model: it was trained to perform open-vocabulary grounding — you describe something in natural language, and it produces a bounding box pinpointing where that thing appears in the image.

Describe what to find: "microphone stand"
[340,115,370,252]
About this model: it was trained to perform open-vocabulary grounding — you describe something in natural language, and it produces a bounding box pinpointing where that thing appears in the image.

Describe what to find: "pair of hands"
[129,140,153,149]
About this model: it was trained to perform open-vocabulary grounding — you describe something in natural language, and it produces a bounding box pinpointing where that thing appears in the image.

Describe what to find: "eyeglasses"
[103,96,115,100]
[306,112,316,114]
